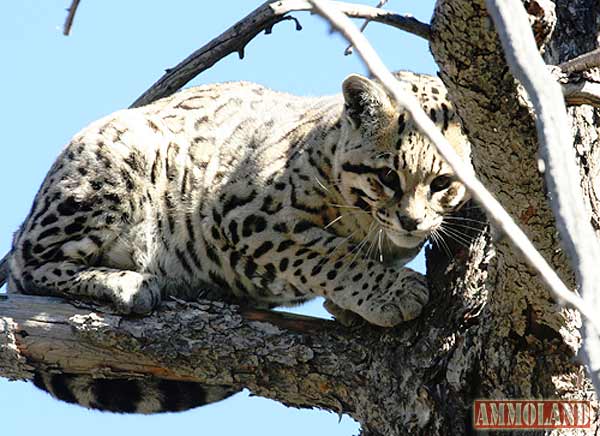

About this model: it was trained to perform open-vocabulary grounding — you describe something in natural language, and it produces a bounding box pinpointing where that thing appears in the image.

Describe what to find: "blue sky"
[0,1,436,435]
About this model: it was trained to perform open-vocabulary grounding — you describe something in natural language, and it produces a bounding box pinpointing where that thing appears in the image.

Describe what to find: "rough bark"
[430,0,599,432]
[2,0,600,434]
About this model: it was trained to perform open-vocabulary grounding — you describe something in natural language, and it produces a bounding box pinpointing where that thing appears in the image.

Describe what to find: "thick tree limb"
[485,0,600,396]
[129,0,430,108]
[308,0,600,336]
[0,276,486,435]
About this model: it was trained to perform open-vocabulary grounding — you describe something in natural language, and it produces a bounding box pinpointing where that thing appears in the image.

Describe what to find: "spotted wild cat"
[8,71,471,412]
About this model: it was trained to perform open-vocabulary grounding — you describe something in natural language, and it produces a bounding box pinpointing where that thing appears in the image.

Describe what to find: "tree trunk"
[1,1,599,434]
[429,0,599,432]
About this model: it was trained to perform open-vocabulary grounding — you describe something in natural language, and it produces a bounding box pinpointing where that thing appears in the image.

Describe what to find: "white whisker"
[324,214,345,229]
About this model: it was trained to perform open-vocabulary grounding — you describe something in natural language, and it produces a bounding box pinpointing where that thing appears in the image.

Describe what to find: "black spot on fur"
[64,218,86,235]
[205,243,222,266]
[311,264,323,277]
[208,271,229,290]
[185,241,202,271]
[277,240,294,252]
[293,221,314,233]
[175,248,193,275]
[429,108,437,123]
[228,220,240,245]
[91,379,141,413]
[36,373,78,405]
[244,259,257,278]
[441,103,450,131]
[241,215,267,237]
[40,214,58,226]
[229,251,241,269]
[273,222,288,233]
[253,241,273,258]
[341,162,378,176]
[56,197,92,216]
[157,381,225,412]
[38,226,61,241]
[222,190,257,217]
[104,193,121,204]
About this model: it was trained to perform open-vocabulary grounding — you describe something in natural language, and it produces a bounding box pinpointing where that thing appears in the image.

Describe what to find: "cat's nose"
[398,215,422,232]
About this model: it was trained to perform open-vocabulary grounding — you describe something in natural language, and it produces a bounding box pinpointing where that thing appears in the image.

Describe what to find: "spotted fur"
[8,71,471,412]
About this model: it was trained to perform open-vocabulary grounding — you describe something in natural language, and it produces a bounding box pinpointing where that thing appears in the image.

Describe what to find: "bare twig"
[344,0,388,56]
[485,0,600,398]
[63,0,81,36]
[307,0,600,337]
[559,47,600,74]
[130,0,430,108]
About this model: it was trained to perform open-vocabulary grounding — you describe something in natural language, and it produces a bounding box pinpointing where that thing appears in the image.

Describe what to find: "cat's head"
[334,72,472,249]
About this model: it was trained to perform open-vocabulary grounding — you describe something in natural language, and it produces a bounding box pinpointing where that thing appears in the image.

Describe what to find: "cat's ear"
[342,74,391,130]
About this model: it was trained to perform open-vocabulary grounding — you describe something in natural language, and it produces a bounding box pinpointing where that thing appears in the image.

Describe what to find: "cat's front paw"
[361,271,429,327]
[112,273,162,315]
[323,299,365,327]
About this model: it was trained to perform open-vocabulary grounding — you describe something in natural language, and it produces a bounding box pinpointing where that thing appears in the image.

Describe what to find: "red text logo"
[473,400,591,429]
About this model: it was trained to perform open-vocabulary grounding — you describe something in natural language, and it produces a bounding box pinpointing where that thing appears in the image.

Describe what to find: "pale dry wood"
[308,0,600,336]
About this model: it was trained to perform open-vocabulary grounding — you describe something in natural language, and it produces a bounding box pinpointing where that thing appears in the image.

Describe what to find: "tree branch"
[63,0,81,36]
[344,0,388,56]
[0,289,476,434]
[559,47,600,74]
[484,0,600,397]
[307,0,600,335]
[129,0,430,108]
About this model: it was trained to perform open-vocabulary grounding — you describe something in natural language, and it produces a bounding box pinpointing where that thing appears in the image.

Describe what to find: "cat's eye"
[430,175,453,193]
[377,167,401,192]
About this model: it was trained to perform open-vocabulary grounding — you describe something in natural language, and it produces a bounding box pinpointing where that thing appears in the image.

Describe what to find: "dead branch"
[129,0,431,108]
[63,0,81,36]
[344,0,389,55]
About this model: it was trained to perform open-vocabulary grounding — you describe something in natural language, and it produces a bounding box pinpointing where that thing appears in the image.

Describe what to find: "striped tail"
[33,372,240,413]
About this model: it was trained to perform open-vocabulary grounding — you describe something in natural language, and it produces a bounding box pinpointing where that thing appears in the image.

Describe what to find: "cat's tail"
[33,372,240,413]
